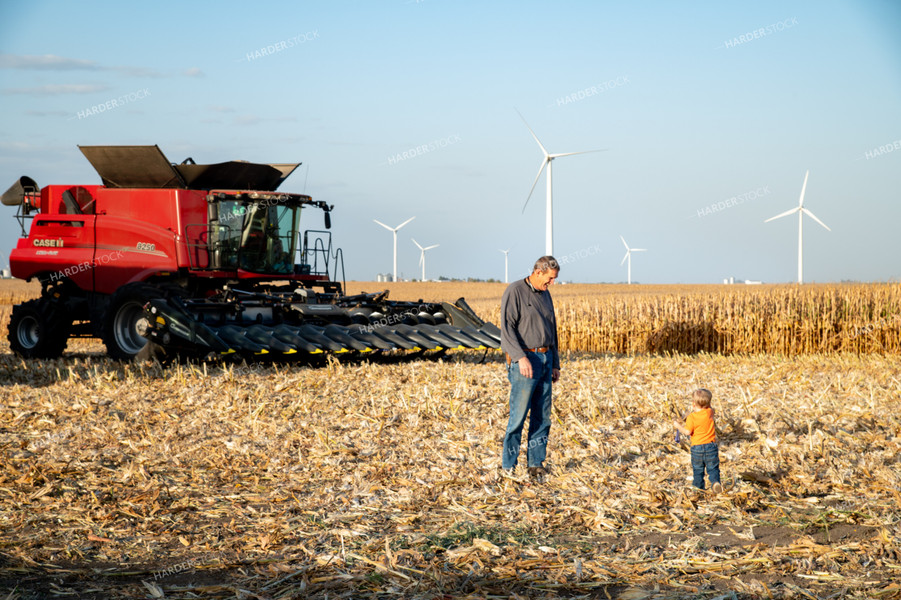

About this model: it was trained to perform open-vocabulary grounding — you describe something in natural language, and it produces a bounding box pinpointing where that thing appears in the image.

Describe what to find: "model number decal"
[136,242,156,251]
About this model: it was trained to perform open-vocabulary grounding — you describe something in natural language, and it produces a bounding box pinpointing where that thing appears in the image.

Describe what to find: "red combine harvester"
[2,145,500,361]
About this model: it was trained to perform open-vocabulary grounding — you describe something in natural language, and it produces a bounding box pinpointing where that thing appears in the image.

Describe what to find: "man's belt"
[505,347,550,365]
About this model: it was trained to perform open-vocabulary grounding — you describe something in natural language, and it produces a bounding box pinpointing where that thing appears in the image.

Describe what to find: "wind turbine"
[412,238,438,281]
[764,170,830,284]
[373,216,415,282]
[519,110,604,256]
[620,235,646,285]
[499,249,510,283]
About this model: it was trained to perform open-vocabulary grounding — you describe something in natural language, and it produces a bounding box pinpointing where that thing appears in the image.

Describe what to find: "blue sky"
[1,0,899,283]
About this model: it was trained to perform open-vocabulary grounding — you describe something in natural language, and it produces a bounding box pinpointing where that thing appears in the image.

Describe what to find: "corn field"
[349,282,901,357]
[553,284,901,356]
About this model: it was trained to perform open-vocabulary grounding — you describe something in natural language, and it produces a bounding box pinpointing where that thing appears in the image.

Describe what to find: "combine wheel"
[102,283,166,360]
[8,299,72,358]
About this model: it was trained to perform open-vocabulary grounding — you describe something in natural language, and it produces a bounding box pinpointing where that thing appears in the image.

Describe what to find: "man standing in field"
[500,256,561,482]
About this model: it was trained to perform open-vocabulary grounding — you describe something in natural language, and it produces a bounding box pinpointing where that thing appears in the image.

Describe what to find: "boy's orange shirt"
[685,407,716,445]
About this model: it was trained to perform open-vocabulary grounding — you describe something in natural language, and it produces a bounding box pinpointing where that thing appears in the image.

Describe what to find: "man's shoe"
[712,482,724,494]
[528,466,548,483]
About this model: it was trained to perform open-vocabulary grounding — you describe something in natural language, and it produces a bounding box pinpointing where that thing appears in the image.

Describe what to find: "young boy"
[673,388,723,493]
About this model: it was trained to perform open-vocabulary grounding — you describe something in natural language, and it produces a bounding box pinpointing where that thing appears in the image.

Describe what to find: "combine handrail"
[332,247,346,295]
[302,230,333,277]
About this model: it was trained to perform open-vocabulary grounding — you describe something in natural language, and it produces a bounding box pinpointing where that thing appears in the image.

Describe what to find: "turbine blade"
[620,235,629,250]
[765,207,800,222]
[516,109,550,156]
[373,219,393,231]
[550,149,607,158]
[411,238,423,250]
[802,208,831,231]
[632,248,647,252]
[621,251,629,265]
[798,170,809,208]
[523,159,548,213]
[424,244,439,250]
[396,216,415,230]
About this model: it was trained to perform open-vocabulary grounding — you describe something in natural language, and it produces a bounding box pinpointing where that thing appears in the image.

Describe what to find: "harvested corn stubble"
[1,280,901,599]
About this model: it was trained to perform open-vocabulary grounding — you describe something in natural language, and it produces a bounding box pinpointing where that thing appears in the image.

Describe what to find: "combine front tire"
[102,283,164,361]
[8,299,72,358]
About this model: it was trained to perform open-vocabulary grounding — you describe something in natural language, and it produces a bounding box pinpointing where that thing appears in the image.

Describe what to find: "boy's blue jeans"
[690,442,721,490]
[502,352,553,470]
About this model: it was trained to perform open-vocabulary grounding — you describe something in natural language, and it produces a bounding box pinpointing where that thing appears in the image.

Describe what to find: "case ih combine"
[2,145,500,361]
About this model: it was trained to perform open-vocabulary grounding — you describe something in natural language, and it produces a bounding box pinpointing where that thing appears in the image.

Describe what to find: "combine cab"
[2,145,501,361]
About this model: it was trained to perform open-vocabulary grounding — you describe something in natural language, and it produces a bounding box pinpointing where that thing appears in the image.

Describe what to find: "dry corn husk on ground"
[2,280,901,598]
[2,337,900,599]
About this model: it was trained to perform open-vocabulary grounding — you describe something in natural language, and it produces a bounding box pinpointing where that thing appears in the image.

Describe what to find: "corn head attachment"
[142,289,500,361]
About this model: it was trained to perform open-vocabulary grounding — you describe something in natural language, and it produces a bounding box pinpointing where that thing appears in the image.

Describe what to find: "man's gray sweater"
[500,277,560,369]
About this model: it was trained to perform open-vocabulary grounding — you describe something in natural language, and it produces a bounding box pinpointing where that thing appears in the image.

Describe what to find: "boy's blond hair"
[693,388,713,408]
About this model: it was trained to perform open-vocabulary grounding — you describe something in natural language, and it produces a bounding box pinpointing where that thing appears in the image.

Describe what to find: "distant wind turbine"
[620,235,646,285]
[373,216,415,282]
[499,249,510,283]
[412,238,438,281]
[764,170,830,284]
[519,110,605,256]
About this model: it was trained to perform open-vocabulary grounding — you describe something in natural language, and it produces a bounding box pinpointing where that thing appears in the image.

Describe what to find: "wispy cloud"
[233,115,298,126]
[0,53,164,77]
[111,66,164,78]
[0,53,100,70]
[3,83,110,96]
[235,115,264,126]
[25,109,72,117]
[183,67,205,78]
[0,141,40,151]
[198,105,235,123]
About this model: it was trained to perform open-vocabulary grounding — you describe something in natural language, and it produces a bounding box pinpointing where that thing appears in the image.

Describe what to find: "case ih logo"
[33,238,64,248]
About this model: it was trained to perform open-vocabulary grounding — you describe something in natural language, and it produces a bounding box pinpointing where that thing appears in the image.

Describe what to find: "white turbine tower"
[620,235,646,285]
[412,238,438,281]
[373,216,415,282]
[764,170,831,284]
[519,110,604,256]
[499,249,510,283]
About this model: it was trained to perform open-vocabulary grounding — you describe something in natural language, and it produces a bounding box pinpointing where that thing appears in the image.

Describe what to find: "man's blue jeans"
[502,351,553,470]
[690,442,721,490]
